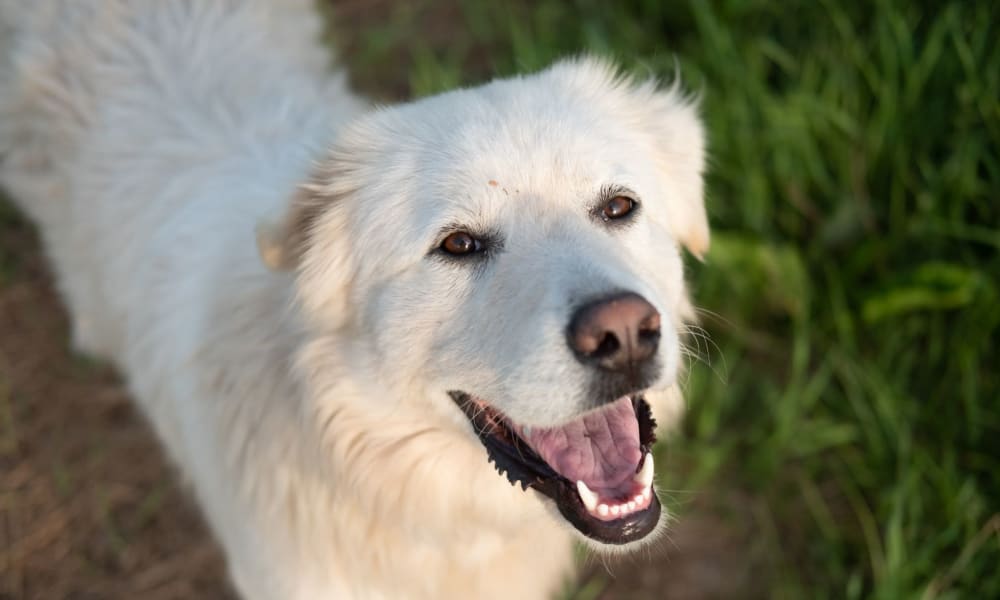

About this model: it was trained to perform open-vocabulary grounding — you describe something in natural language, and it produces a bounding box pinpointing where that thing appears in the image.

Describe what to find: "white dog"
[0,1,708,598]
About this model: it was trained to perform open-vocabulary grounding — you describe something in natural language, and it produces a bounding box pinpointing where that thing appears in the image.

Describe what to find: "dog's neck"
[200,273,568,553]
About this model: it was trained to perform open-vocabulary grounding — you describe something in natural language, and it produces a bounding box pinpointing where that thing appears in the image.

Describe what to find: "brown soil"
[0,209,233,600]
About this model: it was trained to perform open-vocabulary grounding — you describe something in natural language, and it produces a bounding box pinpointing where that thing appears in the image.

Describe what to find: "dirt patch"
[0,211,233,600]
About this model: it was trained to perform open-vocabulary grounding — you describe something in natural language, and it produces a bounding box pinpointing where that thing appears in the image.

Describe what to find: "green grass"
[328,1,1000,597]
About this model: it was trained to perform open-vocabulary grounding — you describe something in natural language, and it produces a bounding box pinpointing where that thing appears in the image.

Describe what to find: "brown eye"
[603,196,635,220]
[440,231,482,256]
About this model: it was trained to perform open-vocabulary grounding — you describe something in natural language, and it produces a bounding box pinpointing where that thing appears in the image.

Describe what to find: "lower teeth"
[576,453,655,519]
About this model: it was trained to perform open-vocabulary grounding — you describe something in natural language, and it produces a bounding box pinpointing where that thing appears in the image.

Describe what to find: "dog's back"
[0,7,370,595]
[0,0,362,361]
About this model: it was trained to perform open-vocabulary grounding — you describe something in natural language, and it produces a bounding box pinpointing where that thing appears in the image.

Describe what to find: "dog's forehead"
[407,89,648,223]
[456,86,638,177]
[341,62,671,256]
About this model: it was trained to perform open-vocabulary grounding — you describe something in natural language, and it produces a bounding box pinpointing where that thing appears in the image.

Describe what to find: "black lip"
[450,391,660,545]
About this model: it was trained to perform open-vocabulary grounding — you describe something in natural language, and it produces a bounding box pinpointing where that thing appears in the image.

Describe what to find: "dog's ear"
[643,84,710,260]
[256,217,295,271]
[257,176,355,328]
[256,187,323,271]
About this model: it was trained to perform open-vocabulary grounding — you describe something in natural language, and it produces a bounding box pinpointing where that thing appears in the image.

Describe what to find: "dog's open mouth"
[450,391,659,545]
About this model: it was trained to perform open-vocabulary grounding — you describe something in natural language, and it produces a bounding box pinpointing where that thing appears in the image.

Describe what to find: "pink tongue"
[521,397,641,497]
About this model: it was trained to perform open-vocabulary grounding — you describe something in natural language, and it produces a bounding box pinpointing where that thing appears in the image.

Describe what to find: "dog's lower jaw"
[573,498,671,557]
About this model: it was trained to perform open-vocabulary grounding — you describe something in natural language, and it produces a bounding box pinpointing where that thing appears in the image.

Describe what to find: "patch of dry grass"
[0,208,232,599]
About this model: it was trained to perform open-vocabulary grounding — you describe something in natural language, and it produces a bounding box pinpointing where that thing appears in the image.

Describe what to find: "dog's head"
[259,57,707,550]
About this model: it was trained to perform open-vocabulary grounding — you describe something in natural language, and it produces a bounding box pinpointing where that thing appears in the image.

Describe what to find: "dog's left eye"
[440,231,483,256]
[602,196,636,221]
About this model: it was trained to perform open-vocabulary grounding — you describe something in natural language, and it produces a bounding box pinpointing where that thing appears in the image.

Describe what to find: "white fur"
[0,1,707,598]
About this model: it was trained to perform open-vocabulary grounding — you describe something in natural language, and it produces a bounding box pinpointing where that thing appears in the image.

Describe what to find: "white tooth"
[643,487,652,500]
[628,501,636,511]
[610,504,620,516]
[635,452,654,489]
[576,480,598,512]
[597,504,609,517]
[634,494,644,505]
[619,503,629,514]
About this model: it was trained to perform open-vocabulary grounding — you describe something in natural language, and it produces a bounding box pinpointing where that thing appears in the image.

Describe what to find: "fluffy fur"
[0,1,708,598]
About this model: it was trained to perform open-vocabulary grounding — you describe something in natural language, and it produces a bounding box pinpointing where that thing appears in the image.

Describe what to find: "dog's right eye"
[440,231,483,256]
[603,196,635,220]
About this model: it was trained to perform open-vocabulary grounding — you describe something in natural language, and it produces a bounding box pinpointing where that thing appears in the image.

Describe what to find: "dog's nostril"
[638,313,661,345]
[638,328,660,344]
[567,292,661,372]
[593,332,620,358]
[639,312,661,335]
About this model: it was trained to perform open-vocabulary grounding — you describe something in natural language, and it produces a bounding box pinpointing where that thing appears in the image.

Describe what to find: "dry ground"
[0,210,233,600]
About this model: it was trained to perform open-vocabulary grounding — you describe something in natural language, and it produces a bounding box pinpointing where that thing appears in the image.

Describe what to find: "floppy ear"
[644,85,710,260]
[256,187,319,271]
[256,173,357,328]
[256,215,295,271]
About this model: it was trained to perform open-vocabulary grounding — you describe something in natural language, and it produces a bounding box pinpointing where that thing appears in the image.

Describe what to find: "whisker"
[679,324,729,384]
[693,306,736,329]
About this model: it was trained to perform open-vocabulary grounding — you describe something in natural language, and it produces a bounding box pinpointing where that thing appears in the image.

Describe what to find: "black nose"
[567,292,661,373]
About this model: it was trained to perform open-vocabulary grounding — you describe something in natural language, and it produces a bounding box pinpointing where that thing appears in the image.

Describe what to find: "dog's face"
[260,58,707,549]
